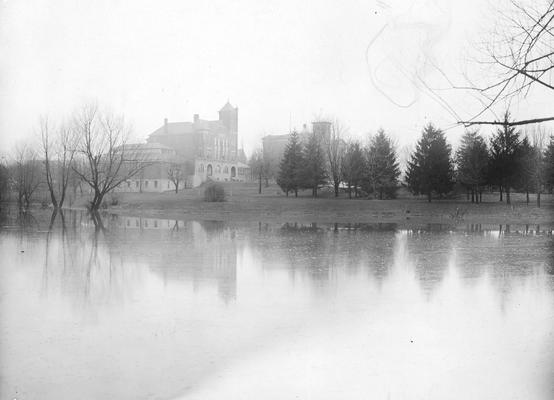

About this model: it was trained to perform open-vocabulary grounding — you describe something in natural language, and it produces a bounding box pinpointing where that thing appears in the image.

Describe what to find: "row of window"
[198,164,237,177]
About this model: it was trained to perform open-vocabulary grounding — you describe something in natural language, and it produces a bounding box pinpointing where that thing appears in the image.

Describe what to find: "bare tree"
[12,143,42,208]
[324,119,346,197]
[457,0,554,127]
[249,149,266,194]
[72,104,145,211]
[40,116,77,209]
[167,160,192,193]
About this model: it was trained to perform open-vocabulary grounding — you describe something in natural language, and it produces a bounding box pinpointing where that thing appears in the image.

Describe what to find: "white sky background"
[1,0,552,157]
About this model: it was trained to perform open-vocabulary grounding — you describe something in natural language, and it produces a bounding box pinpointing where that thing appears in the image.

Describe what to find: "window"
[127,220,130,226]
[154,220,158,228]
[135,181,139,188]
[127,181,131,187]
[216,165,221,173]
[154,180,158,188]
[145,180,149,188]
[223,166,229,174]
[199,164,204,173]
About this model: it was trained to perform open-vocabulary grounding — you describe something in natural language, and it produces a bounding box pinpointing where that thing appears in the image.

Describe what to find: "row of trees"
[276,124,401,199]
[271,113,554,204]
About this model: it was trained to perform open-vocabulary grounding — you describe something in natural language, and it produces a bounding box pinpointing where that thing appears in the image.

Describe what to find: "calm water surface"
[1,210,553,400]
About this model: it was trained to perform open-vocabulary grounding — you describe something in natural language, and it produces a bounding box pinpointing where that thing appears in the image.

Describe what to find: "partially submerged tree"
[12,143,42,208]
[72,104,145,211]
[455,130,489,203]
[365,129,401,199]
[277,131,303,197]
[40,116,77,209]
[406,123,454,202]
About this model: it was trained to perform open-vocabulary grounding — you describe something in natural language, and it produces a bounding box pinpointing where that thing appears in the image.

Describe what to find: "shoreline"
[4,183,554,228]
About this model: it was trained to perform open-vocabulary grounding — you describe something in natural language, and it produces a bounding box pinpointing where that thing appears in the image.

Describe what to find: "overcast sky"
[1,0,552,156]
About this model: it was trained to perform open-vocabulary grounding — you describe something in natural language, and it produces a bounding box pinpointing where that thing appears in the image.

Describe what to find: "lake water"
[1,209,553,400]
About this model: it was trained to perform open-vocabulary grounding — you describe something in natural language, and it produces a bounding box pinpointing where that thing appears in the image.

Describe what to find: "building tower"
[219,101,238,160]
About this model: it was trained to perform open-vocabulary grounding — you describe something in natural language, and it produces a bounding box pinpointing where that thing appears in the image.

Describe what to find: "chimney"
[164,118,168,133]
[194,114,199,123]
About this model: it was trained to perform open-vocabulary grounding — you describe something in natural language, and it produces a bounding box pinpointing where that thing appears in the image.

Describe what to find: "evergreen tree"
[300,132,327,197]
[341,140,365,199]
[277,131,303,197]
[488,111,521,204]
[364,129,401,199]
[516,136,535,204]
[406,123,454,202]
[544,135,554,193]
[455,130,489,203]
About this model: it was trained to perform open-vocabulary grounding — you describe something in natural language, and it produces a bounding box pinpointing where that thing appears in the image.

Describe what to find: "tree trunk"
[427,191,432,203]
[258,174,262,194]
[295,189,298,197]
[499,185,503,202]
[334,181,339,197]
[526,189,529,205]
[347,183,352,199]
[537,191,541,208]
[479,190,482,203]
[506,186,511,204]
[471,190,475,203]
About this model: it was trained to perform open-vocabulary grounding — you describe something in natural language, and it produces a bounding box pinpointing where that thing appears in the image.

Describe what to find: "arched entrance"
[207,164,213,177]
[231,166,236,178]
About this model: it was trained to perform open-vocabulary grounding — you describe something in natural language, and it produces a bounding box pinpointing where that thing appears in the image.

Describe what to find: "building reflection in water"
[1,209,552,310]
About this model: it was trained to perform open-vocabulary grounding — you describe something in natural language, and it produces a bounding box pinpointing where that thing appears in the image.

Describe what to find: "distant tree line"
[269,112,554,205]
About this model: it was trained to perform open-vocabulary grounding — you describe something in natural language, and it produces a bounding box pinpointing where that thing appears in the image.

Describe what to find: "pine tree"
[455,130,489,203]
[488,111,521,204]
[544,135,554,193]
[341,140,365,199]
[406,123,454,202]
[364,129,401,199]
[300,132,327,197]
[516,136,535,204]
[277,131,303,197]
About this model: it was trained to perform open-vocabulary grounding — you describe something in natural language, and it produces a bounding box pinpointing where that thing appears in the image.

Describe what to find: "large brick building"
[118,102,250,191]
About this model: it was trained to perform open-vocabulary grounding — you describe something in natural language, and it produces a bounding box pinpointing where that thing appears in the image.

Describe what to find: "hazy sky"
[1,0,552,156]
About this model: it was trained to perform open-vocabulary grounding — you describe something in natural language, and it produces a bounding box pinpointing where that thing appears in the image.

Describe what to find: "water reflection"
[0,210,553,400]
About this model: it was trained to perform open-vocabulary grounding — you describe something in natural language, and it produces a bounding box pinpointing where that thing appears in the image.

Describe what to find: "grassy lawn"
[93,182,554,225]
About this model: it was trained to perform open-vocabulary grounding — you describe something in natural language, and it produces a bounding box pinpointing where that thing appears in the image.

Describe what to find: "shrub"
[204,182,226,202]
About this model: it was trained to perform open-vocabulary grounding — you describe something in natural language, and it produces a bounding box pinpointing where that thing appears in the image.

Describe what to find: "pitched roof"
[149,122,194,137]
[219,101,235,112]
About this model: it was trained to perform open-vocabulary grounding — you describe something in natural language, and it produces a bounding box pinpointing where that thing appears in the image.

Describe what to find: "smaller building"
[114,142,186,193]
[262,121,332,174]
